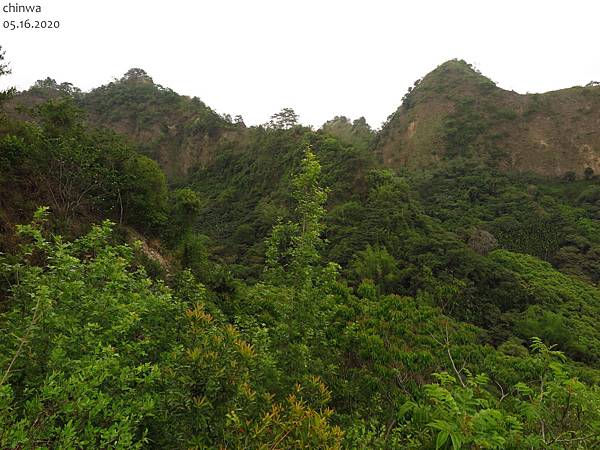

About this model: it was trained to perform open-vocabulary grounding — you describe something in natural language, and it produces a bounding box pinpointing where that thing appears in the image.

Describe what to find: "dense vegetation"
[1,47,600,448]
[375,59,600,178]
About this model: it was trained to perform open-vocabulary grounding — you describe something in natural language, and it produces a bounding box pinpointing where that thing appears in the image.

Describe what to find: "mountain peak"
[120,68,154,84]
[376,60,600,177]
[434,58,479,73]
[418,59,496,94]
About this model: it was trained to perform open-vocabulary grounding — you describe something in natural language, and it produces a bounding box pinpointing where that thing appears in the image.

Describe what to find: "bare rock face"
[375,59,600,178]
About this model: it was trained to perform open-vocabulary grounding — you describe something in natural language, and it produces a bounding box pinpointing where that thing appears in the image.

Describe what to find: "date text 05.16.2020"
[3,19,59,30]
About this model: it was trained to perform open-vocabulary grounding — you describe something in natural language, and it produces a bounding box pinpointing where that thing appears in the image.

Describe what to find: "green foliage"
[392,339,600,449]
[170,188,202,227]
[83,69,228,138]
[444,97,490,158]
[320,115,374,151]
[30,77,82,96]
[491,250,600,364]
[350,244,399,294]
[121,155,168,231]
[511,338,600,448]
[188,127,374,275]
[265,147,328,288]
[3,58,600,448]
[267,107,300,130]
[0,213,179,448]
[153,300,343,448]
[0,46,15,105]
[0,211,344,449]
[415,163,600,279]
[441,90,519,163]
[422,372,521,449]
[0,97,168,235]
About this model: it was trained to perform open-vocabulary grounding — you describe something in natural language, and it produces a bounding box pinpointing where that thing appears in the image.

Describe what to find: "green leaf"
[436,430,449,449]
[450,432,462,450]
[397,401,416,419]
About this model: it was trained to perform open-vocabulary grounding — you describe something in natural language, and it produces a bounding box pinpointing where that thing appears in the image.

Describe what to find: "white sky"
[1,0,599,128]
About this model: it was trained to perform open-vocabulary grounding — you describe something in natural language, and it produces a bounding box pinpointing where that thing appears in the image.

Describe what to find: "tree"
[234,114,245,126]
[320,115,374,150]
[0,46,15,105]
[0,212,344,449]
[267,107,300,130]
[32,78,81,96]
[170,188,202,231]
[351,244,399,294]
[392,338,600,449]
[121,155,168,231]
[120,68,153,84]
[265,146,327,288]
[0,213,181,448]
[27,99,119,218]
[0,46,9,77]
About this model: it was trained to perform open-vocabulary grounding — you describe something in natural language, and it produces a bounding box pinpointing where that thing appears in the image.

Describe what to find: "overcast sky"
[1,0,599,128]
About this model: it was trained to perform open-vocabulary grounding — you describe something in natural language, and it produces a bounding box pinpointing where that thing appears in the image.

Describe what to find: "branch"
[444,325,466,388]
[0,294,43,386]
[494,380,509,402]
[430,323,465,388]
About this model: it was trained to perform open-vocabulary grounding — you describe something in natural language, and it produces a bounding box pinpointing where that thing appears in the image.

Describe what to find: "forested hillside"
[1,46,600,448]
[376,60,600,177]
[7,68,242,181]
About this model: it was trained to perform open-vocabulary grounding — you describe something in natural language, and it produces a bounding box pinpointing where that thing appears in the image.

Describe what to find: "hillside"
[8,70,244,181]
[375,59,600,178]
[12,61,600,181]
[2,46,600,448]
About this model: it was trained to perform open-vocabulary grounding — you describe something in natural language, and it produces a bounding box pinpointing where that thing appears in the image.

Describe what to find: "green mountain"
[376,59,600,178]
[8,69,243,181]
[14,61,600,182]
[2,49,600,448]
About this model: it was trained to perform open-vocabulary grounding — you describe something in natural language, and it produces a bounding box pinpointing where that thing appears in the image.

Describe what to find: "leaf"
[436,430,449,449]
[429,419,452,432]
[397,401,416,419]
[450,432,462,450]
